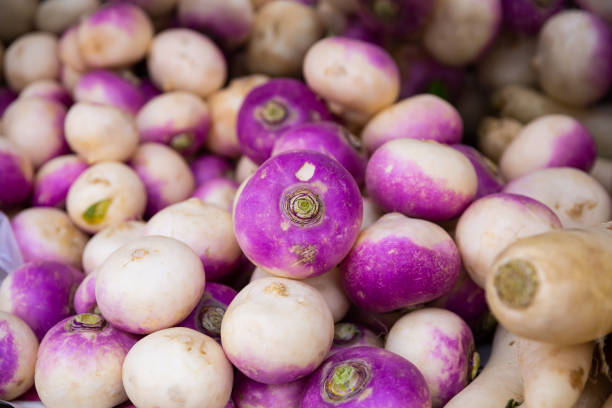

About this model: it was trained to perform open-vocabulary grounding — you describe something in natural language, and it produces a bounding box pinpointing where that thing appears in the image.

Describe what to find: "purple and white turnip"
[0,311,38,401]
[0,138,34,209]
[232,374,305,408]
[32,155,88,208]
[3,32,60,92]
[20,79,72,107]
[191,177,239,213]
[190,155,233,186]
[73,70,146,116]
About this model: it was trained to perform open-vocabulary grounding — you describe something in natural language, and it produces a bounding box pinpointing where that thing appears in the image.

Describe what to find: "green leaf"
[82,198,112,225]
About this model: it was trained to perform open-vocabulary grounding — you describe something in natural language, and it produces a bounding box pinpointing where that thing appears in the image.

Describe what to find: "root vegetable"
[4,32,60,92]
[20,80,72,107]
[232,374,305,408]
[356,0,433,38]
[32,155,88,208]
[191,177,238,213]
[591,158,612,195]
[74,70,145,116]
[0,0,38,42]
[235,155,258,184]
[0,312,38,401]
[0,138,33,209]
[451,144,504,199]
[191,155,233,186]
[73,272,97,314]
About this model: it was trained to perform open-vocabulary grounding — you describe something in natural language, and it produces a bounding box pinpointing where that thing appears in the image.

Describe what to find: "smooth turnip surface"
[221,277,334,384]
[501,0,565,34]
[0,261,83,340]
[386,308,476,407]
[58,26,87,73]
[233,151,362,279]
[4,32,60,92]
[301,346,431,407]
[451,144,504,199]
[341,212,461,313]
[237,78,331,165]
[232,374,305,408]
[0,138,33,209]
[591,157,612,194]
[366,138,477,221]
[35,314,137,408]
[123,327,234,408]
[329,322,383,356]
[190,155,233,186]
[32,155,88,208]
[73,272,97,314]
[20,79,72,106]
[191,177,239,213]
[356,0,432,38]
[66,161,147,233]
[146,198,241,281]
[0,311,38,401]
[361,95,463,155]
[74,70,145,115]
[34,0,100,34]
[11,207,88,269]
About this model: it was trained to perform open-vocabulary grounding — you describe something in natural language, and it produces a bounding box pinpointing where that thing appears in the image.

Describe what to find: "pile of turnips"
[0,0,611,407]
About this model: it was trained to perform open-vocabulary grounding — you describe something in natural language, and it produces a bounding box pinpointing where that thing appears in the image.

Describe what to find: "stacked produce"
[0,0,611,407]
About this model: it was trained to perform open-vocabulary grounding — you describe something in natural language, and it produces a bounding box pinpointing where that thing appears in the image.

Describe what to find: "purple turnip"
[32,155,88,208]
[191,177,239,213]
[4,32,60,91]
[190,155,233,186]
[232,374,305,408]
[329,322,383,356]
[0,261,83,340]
[233,150,362,279]
[341,212,461,313]
[221,277,334,384]
[500,0,565,34]
[451,144,504,199]
[0,312,38,401]
[0,138,33,209]
[73,70,145,116]
[20,79,72,107]
[34,0,100,34]
[34,313,138,408]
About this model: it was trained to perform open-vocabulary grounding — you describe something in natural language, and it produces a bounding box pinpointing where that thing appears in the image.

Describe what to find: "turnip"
[34,0,100,34]
[73,272,97,314]
[577,0,612,23]
[122,0,179,16]
[0,138,33,210]
[237,78,331,165]
[32,155,88,208]
[81,220,146,275]
[178,0,254,47]
[58,26,87,73]
[329,322,383,356]
[190,155,233,186]
[66,161,147,233]
[366,139,477,221]
[0,312,38,401]
[206,75,269,159]
[455,193,562,288]
[341,212,461,313]
[77,3,154,69]
[233,151,362,279]
[60,65,85,94]
[251,267,350,323]
[0,88,18,119]
[221,277,334,384]
[191,178,239,213]
[451,144,504,199]
[3,32,60,92]
[518,338,594,407]
[11,207,88,268]
[591,158,612,195]
[301,346,431,407]
[232,374,305,408]
[122,327,233,408]
[356,0,433,38]
[247,1,323,77]
[485,226,612,344]
[444,326,522,407]
[534,10,612,106]
[148,28,226,98]
[0,261,83,340]
[386,308,476,407]
[135,91,210,155]
[503,167,611,228]
[2,97,67,168]
[73,70,145,116]
[303,37,399,125]
[235,155,259,184]
[146,198,241,281]
[423,0,502,67]
[361,95,463,155]
[177,282,237,343]
[34,313,137,408]
[95,235,205,334]
[477,116,524,162]
[501,0,565,34]
[0,0,38,42]
[272,121,367,185]
[500,115,597,180]
[20,80,72,107]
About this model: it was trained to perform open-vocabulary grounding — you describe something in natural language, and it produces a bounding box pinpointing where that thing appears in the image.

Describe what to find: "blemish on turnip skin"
[296,162,316,181]
[290,244,317,265]
[569,367,584,390]
[264,282,289,297]
[565,201,597,219]
[130,249,149,261]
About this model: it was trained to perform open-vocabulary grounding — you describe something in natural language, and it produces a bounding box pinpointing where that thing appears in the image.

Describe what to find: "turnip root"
[456,193,562,288]
[146,198,241,281]
[221,277,334,384]
[4,32,60,92]
[518,338,594,408]
[423,0,502,67]
[190,155,233,186]
[20,80,72,107]
[95,235,205,334]
[477,34,538,90]
[477,116,524,162]
[500,0,565,34]
[81,220,146,275]
[445,326,522,407]
[534,10,612,106]
[0,312,38,401]
[591,158,612,195]
[341,212,461,313]
[0,138,33,209]
[34,0,100,34]
[0,0,38,42]
[232,374,305,408]
[329,322,383,356]
[235,155,258,184]
[148,29,226,98]
[247,1,323,77]
[485,227,612,345]
[361,95,463,155]
[451,144,505,199]
[123,327,233,408]
[503,167,611,228]
[32,155,88,208]
[73,70,145,116]
[0,261,83,340]
[192,178,239,213]
[11,207,88,268]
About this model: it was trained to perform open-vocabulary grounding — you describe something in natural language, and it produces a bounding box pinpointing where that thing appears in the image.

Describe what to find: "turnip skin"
[341,213,461,313]
[4,32,60,92]
[501,0,565,34]
[74,273,97,314]
[365,139,477,221]
[233,151,362,279]
[232,374,305,408]
[20,79,72,107]
[74,70,145,116]
[300,346,431,408]
[235,155,259,184]
[451,144,504,199]
[191,155,233,186]
[360,196,382,231]
[192,177,239,213]
[361,95,463,155]
[0,138,33,209]
[0,261,83,340]
[329,322,383,356]
[35,314,138,408]
[237,78,332,165]
[0,311,38,401]
[32,155,88,208]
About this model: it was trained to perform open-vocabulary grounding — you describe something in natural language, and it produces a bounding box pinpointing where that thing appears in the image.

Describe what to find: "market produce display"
[0,0,611,407]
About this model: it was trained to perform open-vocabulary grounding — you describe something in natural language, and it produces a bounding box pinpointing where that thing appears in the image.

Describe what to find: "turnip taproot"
[20,79,72,107]
[0,312,38,401]
[0,138,33,209]
[192,177,239,213]
[74,70,145,116]
[34,0,100,34]
[4,32,60,92]
[32,155,88,208]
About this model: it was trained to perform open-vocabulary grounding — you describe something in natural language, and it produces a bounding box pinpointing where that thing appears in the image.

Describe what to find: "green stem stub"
[282,186,325,227]
[67,313,107,332]
[334,323,360,344]
[170,133,194,151]
[198,306,225,339]
[505,399,523,408]
[372,0,399,20]
[260,99,288,125]
[82,198,112,225]
[494,259,539,309]
[323,360,371,403]
[470,351,481,380]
